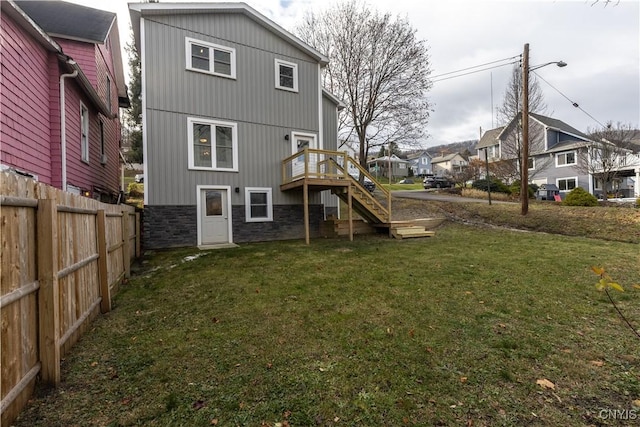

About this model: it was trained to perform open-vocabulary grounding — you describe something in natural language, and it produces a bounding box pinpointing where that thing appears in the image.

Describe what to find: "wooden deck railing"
[281,148,391,222]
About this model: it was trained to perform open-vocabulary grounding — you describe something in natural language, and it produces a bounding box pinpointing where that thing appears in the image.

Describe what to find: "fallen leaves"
[536,379,555,390]
[590,360,604,367]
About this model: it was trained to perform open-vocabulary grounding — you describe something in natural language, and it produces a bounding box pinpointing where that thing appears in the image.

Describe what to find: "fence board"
[0,172,139,426]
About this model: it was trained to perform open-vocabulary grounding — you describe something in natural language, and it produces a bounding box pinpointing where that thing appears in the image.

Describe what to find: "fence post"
[97,210,111,313]
[135,212,141,258]
[121,210,130,279]
[37,199,60,385]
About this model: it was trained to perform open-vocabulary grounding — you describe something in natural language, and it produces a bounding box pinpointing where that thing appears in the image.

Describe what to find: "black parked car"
[423,176,453,189]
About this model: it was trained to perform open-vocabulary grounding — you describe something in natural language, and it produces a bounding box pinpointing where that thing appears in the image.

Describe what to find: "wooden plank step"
[392,226,436,239]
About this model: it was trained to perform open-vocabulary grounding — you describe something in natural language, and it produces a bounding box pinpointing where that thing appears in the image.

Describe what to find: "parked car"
[423,176,453,189]
[362,177,376,193]
[134,174,144,183]
[351,173,376,193]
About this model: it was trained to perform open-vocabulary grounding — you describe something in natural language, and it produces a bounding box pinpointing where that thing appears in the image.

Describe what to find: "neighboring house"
[406,150,432,176]
[1,0,128,202]
[476,113,640,198]
[476,127,504,162]
[367,154,409,179]
[129,2,344,248]
[431,152,468,176]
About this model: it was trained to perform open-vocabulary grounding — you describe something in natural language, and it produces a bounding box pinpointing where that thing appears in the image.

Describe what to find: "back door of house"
[291,132,317,179]
[200,188,229,245]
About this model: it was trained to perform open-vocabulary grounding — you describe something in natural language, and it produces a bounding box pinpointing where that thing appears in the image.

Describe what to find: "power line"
[431,60,519,83]
[430,55,520,80]
[532,70,607,128]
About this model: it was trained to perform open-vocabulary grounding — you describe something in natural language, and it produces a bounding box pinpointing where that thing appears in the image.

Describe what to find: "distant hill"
[401,140,479,159]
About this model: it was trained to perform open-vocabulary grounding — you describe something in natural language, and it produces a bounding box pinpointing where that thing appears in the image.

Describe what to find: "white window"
[528,157,535,170]
[399,163,406,169]
[186,37,236,79]
[275,59,298,92]
[80,103,89,163]
[187,117,238,171]
[556,151,576,167]
[245,187,273,222]
[421,157,428,164]
[557,177,577,191]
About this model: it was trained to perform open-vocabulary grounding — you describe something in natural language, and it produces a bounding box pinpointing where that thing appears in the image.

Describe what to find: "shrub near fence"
[0,172,140,426]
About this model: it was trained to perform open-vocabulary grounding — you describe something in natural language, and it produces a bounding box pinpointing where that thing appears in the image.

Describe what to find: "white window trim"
[290,131,317,153]
[275,58,298,92]
[555,150,577,168]
[245,187,273,222]
[80,102,89,163]
[185,37,236,79]
[187,117,239,172]
[556,176,578,192]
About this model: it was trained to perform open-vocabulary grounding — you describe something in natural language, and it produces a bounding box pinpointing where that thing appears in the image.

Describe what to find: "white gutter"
[60,60,78,192]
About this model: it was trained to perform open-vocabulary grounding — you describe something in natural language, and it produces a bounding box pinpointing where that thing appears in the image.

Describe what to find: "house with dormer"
[476,113,639,197]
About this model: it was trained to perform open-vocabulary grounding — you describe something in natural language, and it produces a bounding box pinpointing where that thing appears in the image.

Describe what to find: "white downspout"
[60,60,78,192]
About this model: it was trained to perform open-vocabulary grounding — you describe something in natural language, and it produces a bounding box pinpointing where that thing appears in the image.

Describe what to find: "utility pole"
[481,127,492,205]
[521,43,530,215]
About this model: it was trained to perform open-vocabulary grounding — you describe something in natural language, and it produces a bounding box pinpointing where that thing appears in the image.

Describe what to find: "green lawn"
[15,224,640,426]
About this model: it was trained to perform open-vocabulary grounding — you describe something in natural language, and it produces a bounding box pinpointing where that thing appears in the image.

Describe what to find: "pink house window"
[81,103,89,163]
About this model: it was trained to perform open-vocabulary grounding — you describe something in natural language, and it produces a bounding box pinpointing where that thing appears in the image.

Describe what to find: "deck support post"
[348,184,353,241]
[303,180,310,245]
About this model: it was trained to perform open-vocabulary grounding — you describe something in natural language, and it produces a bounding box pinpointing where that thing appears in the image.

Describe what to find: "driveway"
[392,190,515,204]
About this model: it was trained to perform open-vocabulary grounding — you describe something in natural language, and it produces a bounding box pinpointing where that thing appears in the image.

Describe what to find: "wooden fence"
[0,172,140,426]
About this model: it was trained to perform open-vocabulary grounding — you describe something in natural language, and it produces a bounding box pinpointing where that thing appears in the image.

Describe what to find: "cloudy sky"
[71,0,638,148]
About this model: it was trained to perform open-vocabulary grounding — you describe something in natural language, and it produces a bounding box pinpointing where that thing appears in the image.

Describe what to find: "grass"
[391,196,640,244]
[14,223,640,426]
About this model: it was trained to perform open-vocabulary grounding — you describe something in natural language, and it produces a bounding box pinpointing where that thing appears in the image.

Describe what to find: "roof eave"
[128,2,329,65]
[3,0,62,53]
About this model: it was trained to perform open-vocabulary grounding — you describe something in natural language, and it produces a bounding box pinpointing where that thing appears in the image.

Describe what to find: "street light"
[521,43,567,215]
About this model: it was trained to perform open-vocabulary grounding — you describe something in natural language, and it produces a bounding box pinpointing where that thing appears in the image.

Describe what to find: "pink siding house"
[1,0,129,202]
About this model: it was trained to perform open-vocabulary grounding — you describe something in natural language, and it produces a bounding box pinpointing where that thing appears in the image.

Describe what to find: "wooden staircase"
[331,179,390,225]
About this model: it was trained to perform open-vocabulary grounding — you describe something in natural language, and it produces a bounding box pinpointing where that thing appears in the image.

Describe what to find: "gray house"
[129,2,347,248]
[476,113,640,197]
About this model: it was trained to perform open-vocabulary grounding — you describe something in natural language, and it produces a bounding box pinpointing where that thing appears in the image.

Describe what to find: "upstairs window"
[187,117,238,171]
[106,75,111,113]
[528,157,535,170]
[556,151,576,167]
[275,59,298,92]
[186,37,236,79]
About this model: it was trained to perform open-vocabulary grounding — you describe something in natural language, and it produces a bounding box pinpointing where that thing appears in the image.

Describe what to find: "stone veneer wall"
[143,204,324,249]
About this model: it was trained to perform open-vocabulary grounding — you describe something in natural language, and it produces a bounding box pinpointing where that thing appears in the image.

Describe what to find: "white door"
[200,189,229,245]
[291,132,317,179]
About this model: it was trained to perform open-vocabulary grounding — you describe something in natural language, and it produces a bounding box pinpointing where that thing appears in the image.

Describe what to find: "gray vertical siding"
[144,14,319,131]
[322,94,338,151]
[142,12,327,207]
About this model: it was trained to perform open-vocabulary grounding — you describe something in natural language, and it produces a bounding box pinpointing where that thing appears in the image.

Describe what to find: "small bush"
[127,182,144,198]
[636,197,640,208]
[472,178,510,194]
[563,187,598,206]
[509,180,537,198]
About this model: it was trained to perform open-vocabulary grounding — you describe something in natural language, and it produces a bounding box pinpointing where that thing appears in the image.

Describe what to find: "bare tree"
[495,65,551,182]
[578,122,639,196]
[451,158,483,187]
[296,0,432,170]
